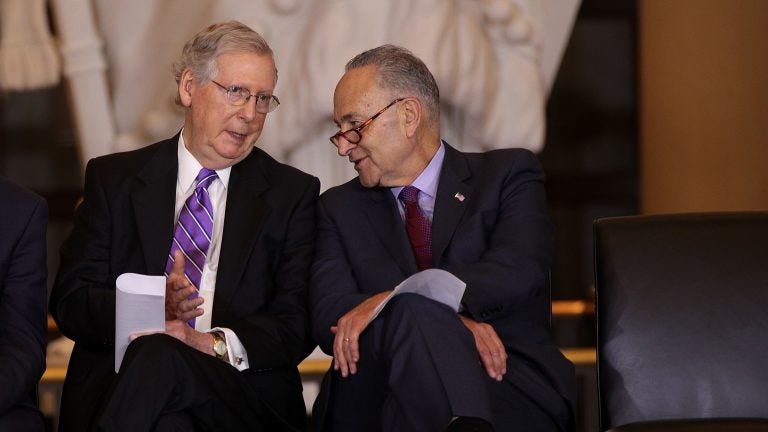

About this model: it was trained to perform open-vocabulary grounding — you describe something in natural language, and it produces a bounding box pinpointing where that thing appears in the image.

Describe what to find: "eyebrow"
[334,112,362,127]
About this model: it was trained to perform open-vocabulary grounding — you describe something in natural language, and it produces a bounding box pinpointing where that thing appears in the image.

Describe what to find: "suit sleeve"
[309,194,376,354]
[49,160,117,350]
[449,150,553,323]
[0,196,48,413]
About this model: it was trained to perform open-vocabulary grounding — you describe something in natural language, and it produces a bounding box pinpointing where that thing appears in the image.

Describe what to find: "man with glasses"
[310,45,575,432]
[50,21,318,431]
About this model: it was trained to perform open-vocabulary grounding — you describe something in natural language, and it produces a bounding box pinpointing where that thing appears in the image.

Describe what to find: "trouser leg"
[96,334,296,432]
[331,294,492,432]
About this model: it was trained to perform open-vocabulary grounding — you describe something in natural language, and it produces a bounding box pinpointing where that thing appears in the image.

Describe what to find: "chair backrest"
[594,212,768,430]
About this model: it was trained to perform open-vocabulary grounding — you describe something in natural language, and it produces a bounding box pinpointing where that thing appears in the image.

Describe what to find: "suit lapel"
[213,151,271,318]
[432,144,472,266]
[132,138,178,274]
[365,187,419,275]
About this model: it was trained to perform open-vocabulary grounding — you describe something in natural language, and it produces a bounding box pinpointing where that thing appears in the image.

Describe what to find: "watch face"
[214,338,227,356]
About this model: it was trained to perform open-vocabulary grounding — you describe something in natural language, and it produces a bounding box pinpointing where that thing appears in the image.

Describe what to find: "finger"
[480,327,506,380]
[474,328,501,380]
[344,327,361,375]
[180,296,204,312]
[174,276,192,290]
[129,329,162,341]
[171,250,186,276]
[483,324,507,378]
[178,303,205,321]
[345,335,359,375]
[175,285,197,303]
[333,332,350,377]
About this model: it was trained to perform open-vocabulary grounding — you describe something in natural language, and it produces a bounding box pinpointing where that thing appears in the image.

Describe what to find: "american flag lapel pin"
[454,192,465,202]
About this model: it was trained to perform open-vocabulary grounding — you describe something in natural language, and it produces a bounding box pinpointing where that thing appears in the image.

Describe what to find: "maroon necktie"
[399,186,432,271]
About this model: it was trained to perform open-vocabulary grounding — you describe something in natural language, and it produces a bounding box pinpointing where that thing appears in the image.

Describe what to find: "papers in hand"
[368,269,466,324]
[115,273,165,372]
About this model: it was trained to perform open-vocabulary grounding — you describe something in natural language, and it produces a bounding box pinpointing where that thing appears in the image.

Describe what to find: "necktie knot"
[399,185,420,205]
[196,168,218,191]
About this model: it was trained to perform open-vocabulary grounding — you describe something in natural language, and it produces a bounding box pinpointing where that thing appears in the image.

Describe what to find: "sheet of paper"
[368,269,466,324]
[115,273,165,372]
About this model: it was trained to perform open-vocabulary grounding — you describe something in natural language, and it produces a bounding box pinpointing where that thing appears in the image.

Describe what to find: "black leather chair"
[594,212,768,432]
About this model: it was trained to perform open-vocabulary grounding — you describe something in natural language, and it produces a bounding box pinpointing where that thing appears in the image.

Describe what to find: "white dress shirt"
[175,132,249,370]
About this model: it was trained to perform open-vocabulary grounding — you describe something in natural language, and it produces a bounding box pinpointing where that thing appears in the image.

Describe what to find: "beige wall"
[640,0,768,213]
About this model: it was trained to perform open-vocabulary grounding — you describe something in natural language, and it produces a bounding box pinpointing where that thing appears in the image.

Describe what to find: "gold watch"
[211,331,228,362]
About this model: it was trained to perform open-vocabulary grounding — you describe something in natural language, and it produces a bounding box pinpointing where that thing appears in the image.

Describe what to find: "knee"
[384,293,454,320]
[0,406,44,431]
[121,333,183,371]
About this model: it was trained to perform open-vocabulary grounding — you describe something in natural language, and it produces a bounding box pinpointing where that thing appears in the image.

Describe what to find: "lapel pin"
[454,192,465,202]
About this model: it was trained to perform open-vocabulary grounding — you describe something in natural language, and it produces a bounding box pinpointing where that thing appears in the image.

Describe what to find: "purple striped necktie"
[165,168,218,327]
[399,186,432,271]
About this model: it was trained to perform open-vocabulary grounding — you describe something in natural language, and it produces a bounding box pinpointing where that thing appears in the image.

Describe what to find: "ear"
[401,98,421,138]
[178,69,195,107]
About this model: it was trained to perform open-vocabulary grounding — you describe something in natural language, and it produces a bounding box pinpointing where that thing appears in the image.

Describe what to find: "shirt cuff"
[209,327,249,371]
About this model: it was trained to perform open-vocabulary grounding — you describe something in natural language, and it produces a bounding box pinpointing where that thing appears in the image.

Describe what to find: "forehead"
[214,51,276,88]
[333,66,387,120]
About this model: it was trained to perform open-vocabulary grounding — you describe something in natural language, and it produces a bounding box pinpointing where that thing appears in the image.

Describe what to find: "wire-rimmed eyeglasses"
[211,80,280,114]
[329,98,405,147]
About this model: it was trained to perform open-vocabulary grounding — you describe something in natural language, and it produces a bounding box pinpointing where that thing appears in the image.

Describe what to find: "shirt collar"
[390,140,445,200]
[177,129,231,193]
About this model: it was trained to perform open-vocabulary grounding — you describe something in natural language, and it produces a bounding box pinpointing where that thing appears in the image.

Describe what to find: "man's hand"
[331,291,391,378]
[165,250,204,322]
[129,320,215,355]
[459,315,507,381]
[165,319,215,354]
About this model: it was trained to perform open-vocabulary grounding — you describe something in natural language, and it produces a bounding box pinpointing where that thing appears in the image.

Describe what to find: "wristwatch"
[211,331,228,362]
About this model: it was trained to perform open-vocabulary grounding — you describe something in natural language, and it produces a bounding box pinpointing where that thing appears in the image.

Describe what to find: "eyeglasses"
[210,80,280,113]
[329,98,405,147]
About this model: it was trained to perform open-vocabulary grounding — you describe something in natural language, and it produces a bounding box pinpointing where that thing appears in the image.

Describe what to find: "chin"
[358,176,380,188]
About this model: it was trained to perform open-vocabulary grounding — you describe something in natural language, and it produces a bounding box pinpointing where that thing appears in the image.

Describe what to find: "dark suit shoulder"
[0,177,47,228]
[87,138,176,178]
[457,146,541,171]
[318,176,377,206]
[249,147,317,185]
[0,176,46,210]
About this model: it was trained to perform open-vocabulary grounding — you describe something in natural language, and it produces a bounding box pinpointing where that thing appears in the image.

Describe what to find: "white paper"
[115,273,166,372]
[368,269,466,324]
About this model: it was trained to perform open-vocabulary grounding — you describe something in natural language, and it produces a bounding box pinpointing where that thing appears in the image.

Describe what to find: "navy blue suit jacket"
[50,136,319,431]
[0,177,47,429]
[310,143,575,423]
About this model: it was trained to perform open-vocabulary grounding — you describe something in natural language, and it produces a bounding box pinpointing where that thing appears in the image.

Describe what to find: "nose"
[336,137,356,156]
[237,97,259,121]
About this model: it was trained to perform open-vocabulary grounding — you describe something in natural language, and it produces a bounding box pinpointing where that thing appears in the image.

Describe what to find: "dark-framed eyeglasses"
[329,98,405,147]
[210,80,280,113]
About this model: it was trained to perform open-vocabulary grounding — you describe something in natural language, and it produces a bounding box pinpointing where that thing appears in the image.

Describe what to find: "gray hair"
[346,45,439,121]
[173,21,275,92]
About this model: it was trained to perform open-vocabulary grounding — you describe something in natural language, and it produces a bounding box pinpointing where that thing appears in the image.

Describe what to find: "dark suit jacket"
[50,135,319,430]
[310,143,575,424]
[0,177,47,429]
